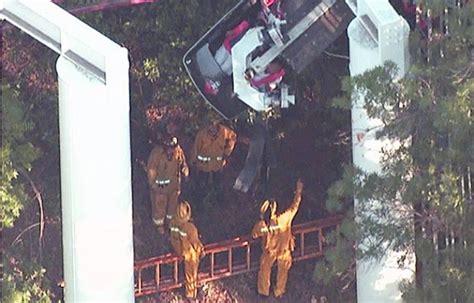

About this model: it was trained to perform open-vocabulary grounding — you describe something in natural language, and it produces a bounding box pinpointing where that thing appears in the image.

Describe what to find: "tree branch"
[18,167,45,260]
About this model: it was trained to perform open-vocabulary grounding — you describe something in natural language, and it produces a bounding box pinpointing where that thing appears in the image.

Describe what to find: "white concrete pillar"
[347,0,413,302]
[57,56,135,303]
[1,1,135,301]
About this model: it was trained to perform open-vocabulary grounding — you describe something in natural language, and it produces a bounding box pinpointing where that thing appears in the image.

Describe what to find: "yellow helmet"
[162,135,178,148]
[176,201,192,221]
[260,199,277,219]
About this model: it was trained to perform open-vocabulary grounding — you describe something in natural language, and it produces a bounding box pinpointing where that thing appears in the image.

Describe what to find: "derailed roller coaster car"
[183,0,354,193]
[183,0,354,120]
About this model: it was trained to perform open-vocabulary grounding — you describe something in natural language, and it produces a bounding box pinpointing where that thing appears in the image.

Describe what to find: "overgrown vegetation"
[1,82,58,301]
[3,1,240,300]
[316,2,473,301]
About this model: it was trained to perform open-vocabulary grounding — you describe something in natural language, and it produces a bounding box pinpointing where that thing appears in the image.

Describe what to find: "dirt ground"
[146,262,355,303]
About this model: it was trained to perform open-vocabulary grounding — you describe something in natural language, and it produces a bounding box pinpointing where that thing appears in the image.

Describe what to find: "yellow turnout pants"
[183,251,200,299]
[257,249,292,297]
[150,185,180,231]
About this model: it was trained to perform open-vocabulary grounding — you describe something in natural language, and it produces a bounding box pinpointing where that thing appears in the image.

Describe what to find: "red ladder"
[134,215,343,298]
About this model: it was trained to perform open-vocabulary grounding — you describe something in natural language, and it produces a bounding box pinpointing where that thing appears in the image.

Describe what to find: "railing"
[134,215,344,297]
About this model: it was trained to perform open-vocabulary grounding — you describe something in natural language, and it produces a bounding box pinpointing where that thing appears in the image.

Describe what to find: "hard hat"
[176,201,192,221]
[260,200,270,214]
[163,135,178,148]
[260,199,277,218]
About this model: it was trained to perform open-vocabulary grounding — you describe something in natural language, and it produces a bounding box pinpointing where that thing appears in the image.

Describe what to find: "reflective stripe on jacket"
[155,179,171,185]
[196,155,223,162]
[147,145,189,188]
[252,191,302,255]
[170,219,204,258]
[170,226,188,237]
[191,124,237,172]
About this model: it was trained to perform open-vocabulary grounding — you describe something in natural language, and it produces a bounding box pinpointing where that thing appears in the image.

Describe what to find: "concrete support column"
[348,0,413,302]
[57,56,135,303]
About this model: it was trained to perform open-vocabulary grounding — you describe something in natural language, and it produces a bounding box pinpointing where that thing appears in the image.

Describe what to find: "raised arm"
[278,179,304,223]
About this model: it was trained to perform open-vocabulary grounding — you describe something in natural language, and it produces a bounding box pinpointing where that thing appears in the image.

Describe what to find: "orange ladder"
[134,215,343,297]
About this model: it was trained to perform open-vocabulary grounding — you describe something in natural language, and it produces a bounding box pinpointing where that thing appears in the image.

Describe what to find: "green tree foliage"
[2,25,61,300]
[1,85,40,228]
[1,84,57,301]
[316,2,473,302]
[2,250,53,303]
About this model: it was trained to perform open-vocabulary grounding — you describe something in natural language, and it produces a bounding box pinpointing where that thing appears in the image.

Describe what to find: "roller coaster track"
[62,0,161,15]
[134,215,344,298]
[0,1,162,34]
[1,0,163,89]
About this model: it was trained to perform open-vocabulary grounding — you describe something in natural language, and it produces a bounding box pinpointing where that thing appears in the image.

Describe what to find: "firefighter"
[191,122,237,195]
[252,178,304,298]
[147,135,189,234]
[169,201,204,300]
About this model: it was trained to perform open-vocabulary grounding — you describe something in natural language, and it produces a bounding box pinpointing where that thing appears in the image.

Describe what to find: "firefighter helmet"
[162,135,178,148]
[177,201,192,221]
[260,199,277,219]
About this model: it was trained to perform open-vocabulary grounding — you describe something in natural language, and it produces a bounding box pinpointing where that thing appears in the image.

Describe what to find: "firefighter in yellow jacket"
[147,136,189,234]
[191,123,237,173]
[170,201,204,300]
[252,179,304,298]
[191,123,237,200]
[191,122,237,199]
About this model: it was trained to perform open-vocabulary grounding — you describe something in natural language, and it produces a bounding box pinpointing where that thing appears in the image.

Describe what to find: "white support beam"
[1,1,135,302]
[348,0,414,302]
[0,0,125,82]
[57,56,134,303]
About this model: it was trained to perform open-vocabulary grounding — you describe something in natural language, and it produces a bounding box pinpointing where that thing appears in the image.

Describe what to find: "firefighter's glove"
[222,155,230,166]
[296,178,304,193]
